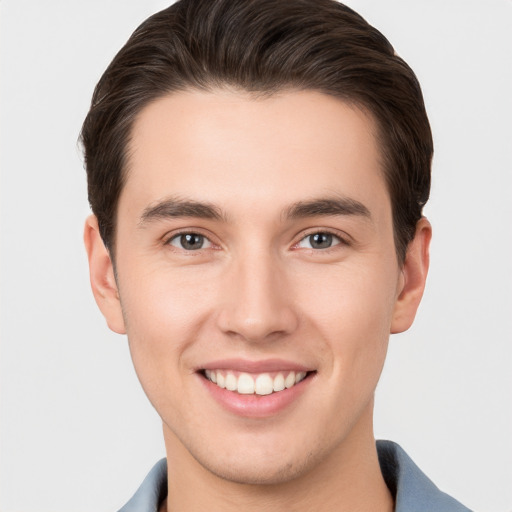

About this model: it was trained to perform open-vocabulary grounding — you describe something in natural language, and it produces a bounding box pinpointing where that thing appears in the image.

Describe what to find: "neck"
[161,405,393,512]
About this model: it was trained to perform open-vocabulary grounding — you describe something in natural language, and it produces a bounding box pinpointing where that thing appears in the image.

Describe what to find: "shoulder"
[117,444,472,512]
[377,440,473,512]
[117,459,167,512]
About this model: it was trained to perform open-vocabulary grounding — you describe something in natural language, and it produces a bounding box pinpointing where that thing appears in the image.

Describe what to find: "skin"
[85,89,431,511]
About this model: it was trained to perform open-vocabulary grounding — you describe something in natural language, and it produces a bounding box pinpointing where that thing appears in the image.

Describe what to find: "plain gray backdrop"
[1,1,511,511]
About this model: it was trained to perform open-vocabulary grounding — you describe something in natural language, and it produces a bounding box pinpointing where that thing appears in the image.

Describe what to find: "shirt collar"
[377,440,471,512]
[118,441,471,512]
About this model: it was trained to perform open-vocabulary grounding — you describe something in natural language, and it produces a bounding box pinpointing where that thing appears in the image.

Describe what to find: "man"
[81,0,471,510]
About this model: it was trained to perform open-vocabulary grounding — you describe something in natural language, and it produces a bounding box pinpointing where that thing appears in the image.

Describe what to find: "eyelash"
[164,229,350,253]
[292,229,350,252]
[165,230,217,252]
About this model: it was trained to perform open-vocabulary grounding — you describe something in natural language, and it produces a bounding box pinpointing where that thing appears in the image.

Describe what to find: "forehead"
[122,89,389,219]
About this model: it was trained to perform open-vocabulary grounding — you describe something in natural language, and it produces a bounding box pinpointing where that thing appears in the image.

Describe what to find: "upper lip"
[197,358,314,373]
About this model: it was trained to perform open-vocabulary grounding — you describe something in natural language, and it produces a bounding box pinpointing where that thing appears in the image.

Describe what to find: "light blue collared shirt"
[118,440,472,511]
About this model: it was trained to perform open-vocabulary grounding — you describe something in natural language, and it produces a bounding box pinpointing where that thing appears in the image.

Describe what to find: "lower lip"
[199,373,313,418]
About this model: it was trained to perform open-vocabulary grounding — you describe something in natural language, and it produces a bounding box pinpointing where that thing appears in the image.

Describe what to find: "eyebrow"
[139,195,371,226]
[139,197,226,225]
[283,197,371,221]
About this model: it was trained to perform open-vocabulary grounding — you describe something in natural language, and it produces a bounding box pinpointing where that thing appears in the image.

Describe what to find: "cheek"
[294,261,398,373]
[299,259,397,328]
[120,257,213,325]
[117,264,217,384]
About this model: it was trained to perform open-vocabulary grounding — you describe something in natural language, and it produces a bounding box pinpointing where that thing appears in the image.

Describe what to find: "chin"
[179,427,331,486]
[196,449,318,486]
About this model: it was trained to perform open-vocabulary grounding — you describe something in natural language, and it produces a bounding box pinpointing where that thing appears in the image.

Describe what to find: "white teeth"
[225,373,237,391]
[284,372,296,389]
[255,374,273,395]
[237,373,255,394]
[295,371,307,384]
[216,372,226,388]
[273,373,285,392]
[205,369,309,395]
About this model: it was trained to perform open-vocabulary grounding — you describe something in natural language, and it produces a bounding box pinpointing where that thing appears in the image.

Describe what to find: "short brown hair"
[80,0,432,262]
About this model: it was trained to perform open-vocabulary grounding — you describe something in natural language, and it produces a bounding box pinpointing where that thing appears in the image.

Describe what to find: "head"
[82,0,432,492]
[81,0,432,265]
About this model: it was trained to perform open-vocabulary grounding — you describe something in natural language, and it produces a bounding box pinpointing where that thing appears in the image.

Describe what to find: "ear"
[391,217,432,334]
[83,215,126,334]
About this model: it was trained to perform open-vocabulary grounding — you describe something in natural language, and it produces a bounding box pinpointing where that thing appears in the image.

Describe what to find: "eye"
[168,232,212,251]
[296,231,343,250]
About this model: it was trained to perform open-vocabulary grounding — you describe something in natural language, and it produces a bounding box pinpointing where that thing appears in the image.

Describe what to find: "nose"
[216,250,299,343]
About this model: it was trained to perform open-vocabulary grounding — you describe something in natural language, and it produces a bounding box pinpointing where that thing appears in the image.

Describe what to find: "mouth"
[196,359,316,417]
[200,369,313,395]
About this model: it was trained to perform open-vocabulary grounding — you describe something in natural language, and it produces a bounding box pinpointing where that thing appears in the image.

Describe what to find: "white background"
[1,1,511,511]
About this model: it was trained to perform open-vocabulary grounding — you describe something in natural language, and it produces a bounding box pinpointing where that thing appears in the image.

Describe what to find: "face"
[86,89,429,485]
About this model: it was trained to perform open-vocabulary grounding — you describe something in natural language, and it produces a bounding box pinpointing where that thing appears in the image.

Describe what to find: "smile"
[204,370,308,395]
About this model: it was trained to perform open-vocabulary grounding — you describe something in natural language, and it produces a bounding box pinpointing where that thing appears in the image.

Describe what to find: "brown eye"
[168,233,211,250]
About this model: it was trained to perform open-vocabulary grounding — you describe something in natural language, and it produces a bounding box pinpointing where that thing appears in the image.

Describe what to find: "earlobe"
[83,215,126,334]
[390,217,432,334]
